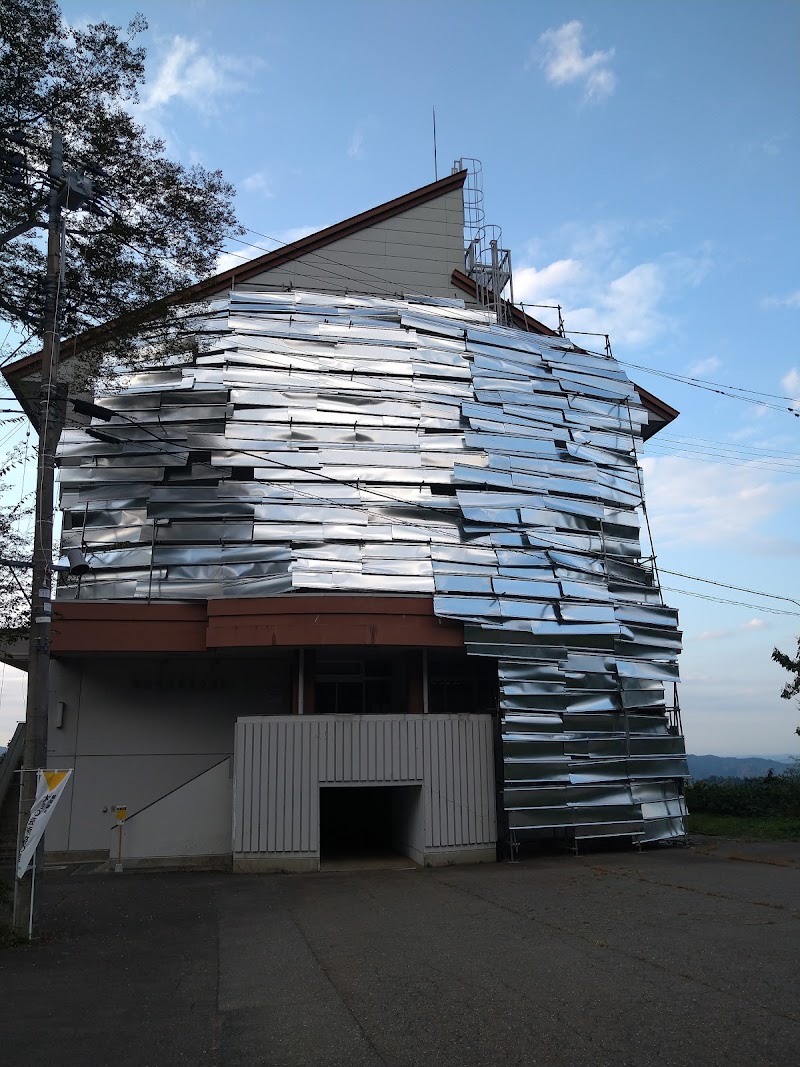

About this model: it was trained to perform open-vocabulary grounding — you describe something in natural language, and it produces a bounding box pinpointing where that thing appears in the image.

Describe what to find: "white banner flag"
[17,769,72,879]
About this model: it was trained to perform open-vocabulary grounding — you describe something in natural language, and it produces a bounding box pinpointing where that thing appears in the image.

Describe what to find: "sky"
[1,0,799,756]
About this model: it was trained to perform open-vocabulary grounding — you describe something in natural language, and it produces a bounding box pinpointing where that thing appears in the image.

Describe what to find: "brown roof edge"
[2,169,469,392]
[633,383,679,424]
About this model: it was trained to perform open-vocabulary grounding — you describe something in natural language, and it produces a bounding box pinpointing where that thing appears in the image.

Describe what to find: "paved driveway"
[1,840,799,1066]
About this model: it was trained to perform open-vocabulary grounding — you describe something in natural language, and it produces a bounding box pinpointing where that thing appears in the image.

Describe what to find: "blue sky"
[1,1,799,755]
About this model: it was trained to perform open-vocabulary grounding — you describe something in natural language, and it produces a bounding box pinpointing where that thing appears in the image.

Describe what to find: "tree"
[0,441,34,640]
[0,0,243,380]
[772,637,800,737]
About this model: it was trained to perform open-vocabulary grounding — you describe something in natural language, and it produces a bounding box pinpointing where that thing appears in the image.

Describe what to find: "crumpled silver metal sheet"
[55,288,686,842]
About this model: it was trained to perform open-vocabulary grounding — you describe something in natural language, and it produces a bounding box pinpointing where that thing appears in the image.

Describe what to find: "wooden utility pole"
[12,132,67,938]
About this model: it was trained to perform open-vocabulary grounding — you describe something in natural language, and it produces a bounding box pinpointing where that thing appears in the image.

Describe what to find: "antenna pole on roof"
[432,107,438,181]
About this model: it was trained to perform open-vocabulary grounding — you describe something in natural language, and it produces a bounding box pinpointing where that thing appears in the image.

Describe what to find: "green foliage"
[686,765,800,819]
[772,637,800,736]
[687,813,800,841]
[0,0,243,379]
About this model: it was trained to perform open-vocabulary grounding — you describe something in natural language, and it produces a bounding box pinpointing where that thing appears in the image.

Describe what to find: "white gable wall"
[237,187,467,300]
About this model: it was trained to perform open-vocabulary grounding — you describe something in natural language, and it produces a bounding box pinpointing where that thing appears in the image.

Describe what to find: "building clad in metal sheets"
[57,289,688,847]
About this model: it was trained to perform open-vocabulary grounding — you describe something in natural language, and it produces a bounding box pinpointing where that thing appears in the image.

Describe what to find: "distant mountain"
[688,754,792,780]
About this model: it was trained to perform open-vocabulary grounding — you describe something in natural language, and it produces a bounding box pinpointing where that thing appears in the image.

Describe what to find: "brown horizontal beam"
[206,613,463,649]
[51,596,464,653]
[52,603,207,653]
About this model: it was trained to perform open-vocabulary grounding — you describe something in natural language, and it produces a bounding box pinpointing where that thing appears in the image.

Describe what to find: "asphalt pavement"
[1,838,798,1066]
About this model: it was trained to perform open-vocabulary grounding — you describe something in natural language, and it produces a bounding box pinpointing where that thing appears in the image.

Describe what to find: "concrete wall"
[46,653,291,853]
[118,757,232,866]
[241,188,466,300]
[233,714,496,871]
[391,785,425,864]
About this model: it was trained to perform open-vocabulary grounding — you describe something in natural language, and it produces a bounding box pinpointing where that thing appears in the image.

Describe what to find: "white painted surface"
[233,714,496,868]
[119,758,232,860]
[46,655,290,852]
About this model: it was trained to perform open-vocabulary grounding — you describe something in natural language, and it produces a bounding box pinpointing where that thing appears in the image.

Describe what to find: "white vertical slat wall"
[233,714,496,867]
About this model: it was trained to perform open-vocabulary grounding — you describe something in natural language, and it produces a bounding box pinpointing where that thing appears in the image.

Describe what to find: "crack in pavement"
[287,905,389,1067]
[585,862,800,916]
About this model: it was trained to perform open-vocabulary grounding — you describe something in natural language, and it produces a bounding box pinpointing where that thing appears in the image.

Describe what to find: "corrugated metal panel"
[424,714,495,849]
[233,717,319,855]
[233,714,495,857]
[313,715,426,783]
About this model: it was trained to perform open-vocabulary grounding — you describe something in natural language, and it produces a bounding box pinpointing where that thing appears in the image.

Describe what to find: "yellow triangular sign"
[43,770,69,791]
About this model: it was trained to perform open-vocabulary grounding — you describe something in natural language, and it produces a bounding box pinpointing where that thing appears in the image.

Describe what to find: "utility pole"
[12,132,67,938]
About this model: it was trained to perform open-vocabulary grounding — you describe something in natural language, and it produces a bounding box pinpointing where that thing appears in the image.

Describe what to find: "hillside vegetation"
[687,754,791,780]
[686,764,800,840]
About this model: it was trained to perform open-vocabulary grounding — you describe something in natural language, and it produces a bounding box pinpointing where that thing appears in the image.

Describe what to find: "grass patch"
[689,813,800,841]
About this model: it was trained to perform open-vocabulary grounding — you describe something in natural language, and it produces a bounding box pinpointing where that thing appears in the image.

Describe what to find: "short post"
[114,805,126,872]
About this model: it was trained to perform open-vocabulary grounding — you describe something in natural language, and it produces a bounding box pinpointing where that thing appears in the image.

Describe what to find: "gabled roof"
[2,164,677,436]
[2,169,469,408]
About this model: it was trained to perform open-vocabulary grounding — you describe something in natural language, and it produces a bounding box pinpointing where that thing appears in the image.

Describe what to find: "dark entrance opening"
[319,785,421,868]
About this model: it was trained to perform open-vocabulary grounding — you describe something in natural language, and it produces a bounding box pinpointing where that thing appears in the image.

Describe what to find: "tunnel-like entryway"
[319,785,422,869]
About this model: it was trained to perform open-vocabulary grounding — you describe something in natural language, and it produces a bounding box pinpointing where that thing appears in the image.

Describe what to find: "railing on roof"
[453,158,514,327]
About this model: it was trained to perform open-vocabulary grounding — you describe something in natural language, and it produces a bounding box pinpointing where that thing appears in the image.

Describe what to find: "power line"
[616,358,800,417]
[643,440,800,475]
[655,432,800,461]
[621,359,798,402]
[97,204,442,307]
[660,586,800,617]
[660,569,800,608]
[224,230,438,302]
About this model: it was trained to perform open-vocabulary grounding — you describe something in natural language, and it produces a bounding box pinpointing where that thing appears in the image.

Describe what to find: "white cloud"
[572,262,665,346]
[348,128,366,160]
[762,289,800,310]
[142,36,244,113]
[536,20,616,103]
[133,35,257,138]
[514,227,712,349]
[514,259,583,306]
[241,171,273,198]
[687,356,722,376]
[640,455,799,548]
[696,618,768,642]
[515,257,665,347]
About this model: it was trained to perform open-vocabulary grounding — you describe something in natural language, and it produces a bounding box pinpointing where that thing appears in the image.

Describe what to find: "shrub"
[686,765,800,818]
